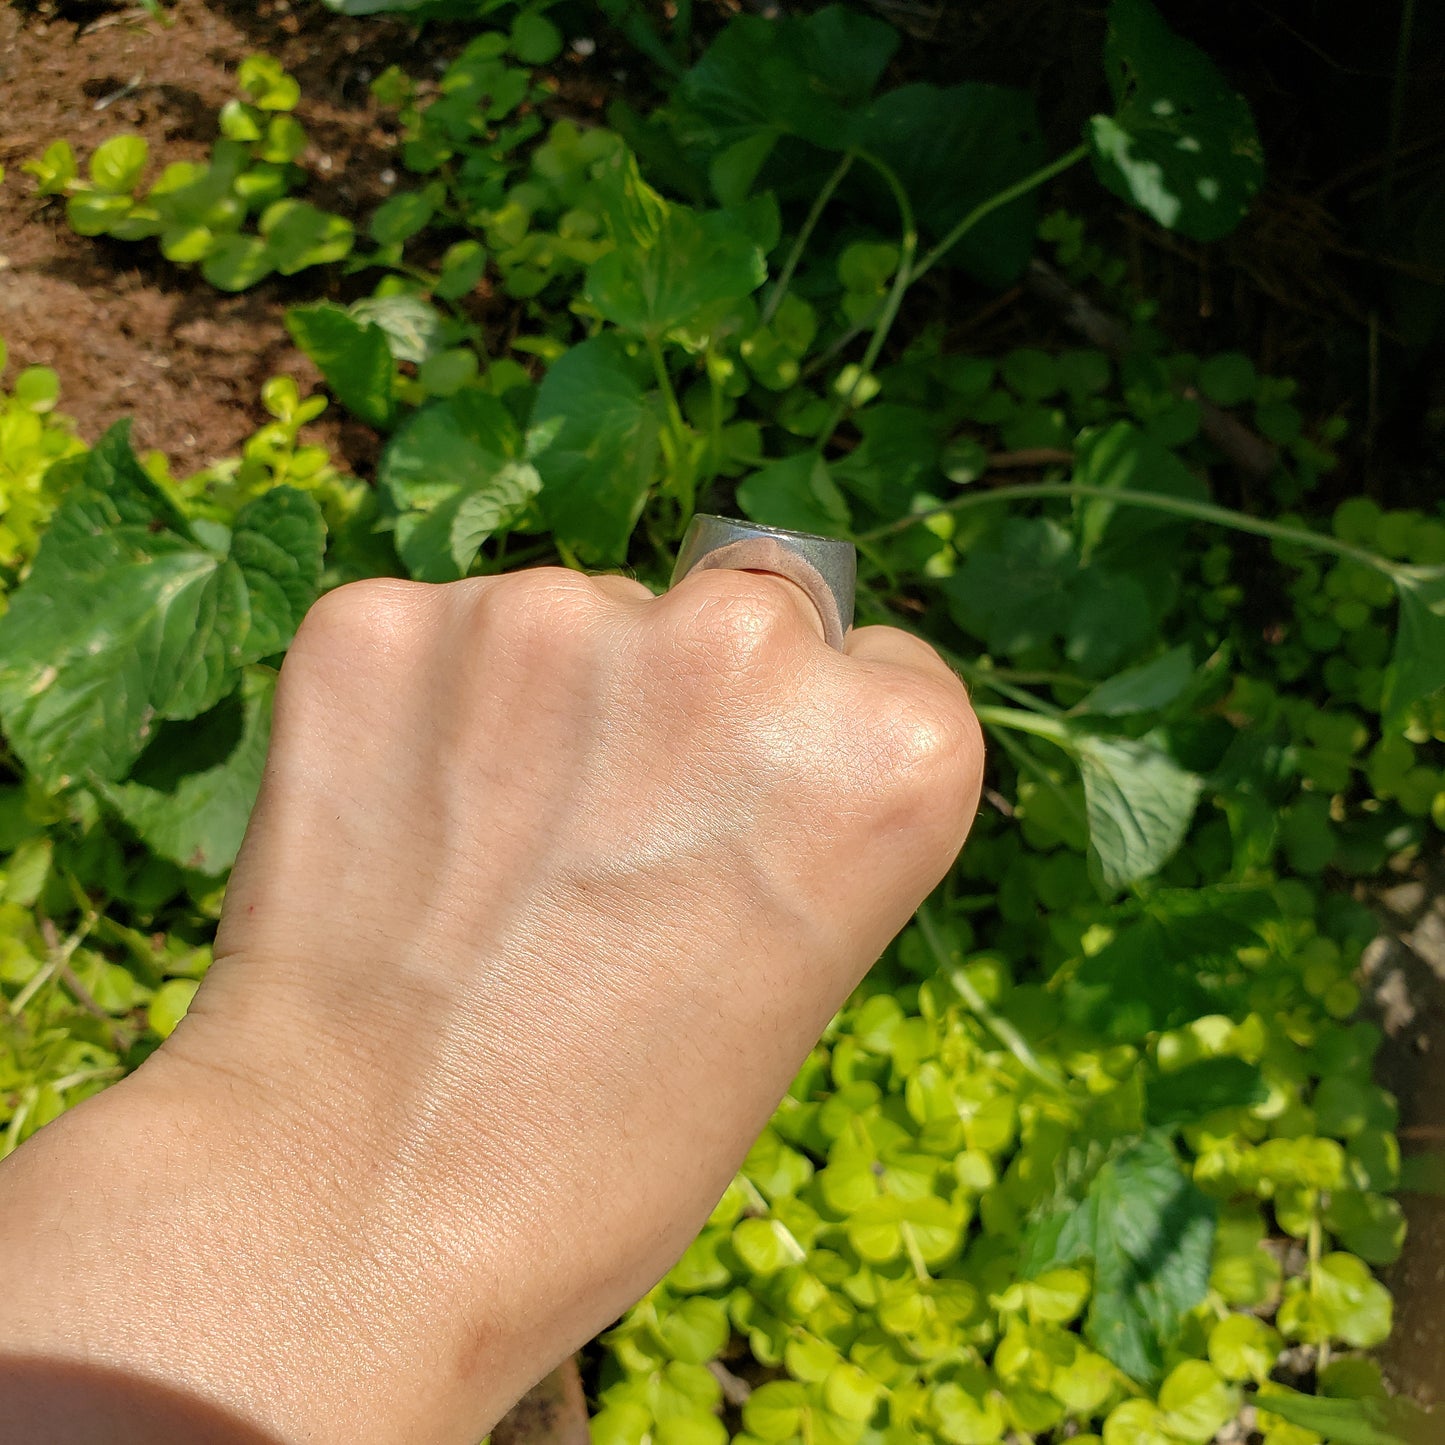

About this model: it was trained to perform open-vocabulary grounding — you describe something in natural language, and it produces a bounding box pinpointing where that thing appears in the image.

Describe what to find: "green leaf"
[379,393,540,582]
[850,84,1046,287]
[1314,1252,1393,1347]
[743,1381,809,1442]
[1076,647,1194,717]
[531,336,661,564]
[368,188,437,247]
[676,5,897,156]
[286,303,395,429]
[161,224,218,264]
[218,98,264,143]
[1147,1056,1267,1125]
[435,239,487,300]
[255,114,308,165]
[585,158,767,340]
[736,454,850,536]
[89,134,148,194]
[1088,0,1265,242]
[1075,733,1201,891]
[1156,1360,1239,1443]
[1021,1132,1214,1384]
[201,233,275,291]
[238,54,301,112]
[1198,352,1258,406]
[1074,420,1208,560]
[930,1368,1006,1444]
[149,978,199,1039]
[66,191,133,237]
[100,668,274,875]
[944,516,1076,655]
[260,200,355,274]
[510,10,563,64]
[656,1296,730,1366]
[349,293,446,366]
[1254,1387,1435,1445]
[1383,564,1445,720]
[23,139,78,196]
[0,424,323,790]
[1206,1314,1281,1384]
[732,1216,806,1275]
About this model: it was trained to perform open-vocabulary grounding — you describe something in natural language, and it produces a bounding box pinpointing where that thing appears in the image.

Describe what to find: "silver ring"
[670,514,856,651]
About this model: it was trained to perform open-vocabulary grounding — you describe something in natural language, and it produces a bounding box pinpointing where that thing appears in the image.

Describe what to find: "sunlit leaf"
[1088,0,1264,241]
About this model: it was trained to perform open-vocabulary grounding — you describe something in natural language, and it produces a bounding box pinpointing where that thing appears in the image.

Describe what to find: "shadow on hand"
[0,1356,288,1445]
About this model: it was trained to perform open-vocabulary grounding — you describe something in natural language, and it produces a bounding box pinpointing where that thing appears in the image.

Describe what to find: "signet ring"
[670,514,857,651]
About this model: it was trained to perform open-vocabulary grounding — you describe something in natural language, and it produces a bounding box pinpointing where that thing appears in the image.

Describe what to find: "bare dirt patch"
[0,0,438,470]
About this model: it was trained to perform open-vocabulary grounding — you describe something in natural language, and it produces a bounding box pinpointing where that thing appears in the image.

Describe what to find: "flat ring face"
[670,514,857,650]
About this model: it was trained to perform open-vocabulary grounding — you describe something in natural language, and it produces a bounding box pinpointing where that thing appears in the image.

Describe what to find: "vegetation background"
[1,1,1443,1442]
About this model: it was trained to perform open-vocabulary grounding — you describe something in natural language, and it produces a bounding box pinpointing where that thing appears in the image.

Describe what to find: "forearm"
[0,1050,510,1445]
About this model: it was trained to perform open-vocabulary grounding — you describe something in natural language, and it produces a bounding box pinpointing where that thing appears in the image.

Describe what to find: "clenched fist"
[0,566,983,1445]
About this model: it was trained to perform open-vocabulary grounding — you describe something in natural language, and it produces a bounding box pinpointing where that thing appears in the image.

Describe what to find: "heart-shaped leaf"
[1088,0,1264,241]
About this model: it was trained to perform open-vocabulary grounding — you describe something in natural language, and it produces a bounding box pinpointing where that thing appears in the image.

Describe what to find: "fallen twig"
[1026,258,1278,480]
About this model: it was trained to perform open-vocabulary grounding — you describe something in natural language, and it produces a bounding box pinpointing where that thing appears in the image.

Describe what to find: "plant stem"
[816,149,918,450]
[988,722,1092,836]
[646,333,695,519]
[647,335,687,439]
[910,144,1090,285]
[856,597,1066,719]
[705,349,726,482]
[814,145,1088,452]
[762,152,855,327]
[860,481,1394,573]
[916,903,1067,1093]
[971,703,1074,748]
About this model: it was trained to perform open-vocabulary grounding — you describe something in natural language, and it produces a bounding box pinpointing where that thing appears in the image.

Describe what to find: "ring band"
[670,514,856,651]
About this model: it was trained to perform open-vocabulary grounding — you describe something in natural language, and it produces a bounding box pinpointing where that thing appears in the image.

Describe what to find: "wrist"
[0,1041,525,1444]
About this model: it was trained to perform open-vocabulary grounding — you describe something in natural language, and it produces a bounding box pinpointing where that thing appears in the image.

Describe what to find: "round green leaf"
[656,1296,729,1365]
[1208,1313,1281,1383]
[1101,1398,1170,1445]
[218,99,264,143]
[89,134,149,194]
[369,188,437,246]
[435,239,487,300]
[822,1363,882,1423]
[510,10,564,64]
[654,1418,727,1445]
[149,978,199,1039]
[1198,352,1258,407]
[238,54,301,111]
[733,1216,805,1276]
[1316,1252,1394,1347]
[743,1381,808,1442]
[260,200,355,274]
[930,1378,1005,1445]
[1157,1360,1240,1443]
[161,225,217,264]
[13,367,60,414]
[202,233,274,291]
[66,191,133,237]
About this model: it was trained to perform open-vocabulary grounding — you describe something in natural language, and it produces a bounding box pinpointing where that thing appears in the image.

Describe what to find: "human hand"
[0,565,983,1445]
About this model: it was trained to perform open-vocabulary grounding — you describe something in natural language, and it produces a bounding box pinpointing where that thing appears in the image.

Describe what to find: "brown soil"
[1364,863,1445,1408]
[0,0,446,471]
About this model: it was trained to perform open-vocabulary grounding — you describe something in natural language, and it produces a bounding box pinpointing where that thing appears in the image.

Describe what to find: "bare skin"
[0,565,984,1445]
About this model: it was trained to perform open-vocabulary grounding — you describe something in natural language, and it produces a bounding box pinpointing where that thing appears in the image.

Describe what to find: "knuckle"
[292,578,431,659]
[472,567,609,641]
[665,573,809,679]
[869,676,985,817]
